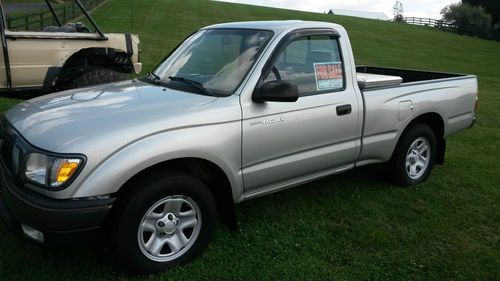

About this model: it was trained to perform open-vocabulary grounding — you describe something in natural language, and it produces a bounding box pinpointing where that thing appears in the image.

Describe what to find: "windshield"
[153,29,274,96]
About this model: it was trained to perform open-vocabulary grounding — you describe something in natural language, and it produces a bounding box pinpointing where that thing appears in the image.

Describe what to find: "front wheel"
[391,124,437,186]
[110,172,216,274]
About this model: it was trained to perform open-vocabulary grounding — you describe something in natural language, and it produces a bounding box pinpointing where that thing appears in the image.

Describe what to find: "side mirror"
[253,80,299,103]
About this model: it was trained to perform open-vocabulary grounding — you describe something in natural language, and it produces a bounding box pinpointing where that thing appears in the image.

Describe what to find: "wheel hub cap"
[157,213,179,235]
[405,137,431,180]
[137,195,202,262]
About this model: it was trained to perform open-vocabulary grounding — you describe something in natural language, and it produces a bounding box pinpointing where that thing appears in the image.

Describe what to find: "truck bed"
[356,65,477,166]
[356,66,470,91]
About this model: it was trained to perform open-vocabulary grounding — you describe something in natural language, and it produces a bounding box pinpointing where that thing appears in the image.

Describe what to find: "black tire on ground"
[390,123,437,187]
[69,69,128,88]
[110,171,217,274]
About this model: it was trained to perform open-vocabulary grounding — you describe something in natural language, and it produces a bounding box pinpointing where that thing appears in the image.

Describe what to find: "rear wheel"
[69,69,128,88]
[391,124,436,186]
[110,171,216,274]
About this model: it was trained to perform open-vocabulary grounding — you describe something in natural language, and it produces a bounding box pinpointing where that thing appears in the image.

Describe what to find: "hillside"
[0,0,499,280]
[89,0,499,127]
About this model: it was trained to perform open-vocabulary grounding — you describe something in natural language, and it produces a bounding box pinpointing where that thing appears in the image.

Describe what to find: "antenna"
[393,1,404,17]
[129,0,134,80]
[130,0,134,33]
[393,1,404,22]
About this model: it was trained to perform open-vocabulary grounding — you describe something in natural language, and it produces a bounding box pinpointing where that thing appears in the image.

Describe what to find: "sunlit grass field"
[0,0,499,280]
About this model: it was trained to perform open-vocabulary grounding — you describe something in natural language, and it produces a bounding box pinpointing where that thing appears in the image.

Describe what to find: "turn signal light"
[51,158,82,187]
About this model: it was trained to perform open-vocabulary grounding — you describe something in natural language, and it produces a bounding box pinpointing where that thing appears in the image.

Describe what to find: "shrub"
[441,2,492,38]
[493,23,500,41]
[394,14,405,23]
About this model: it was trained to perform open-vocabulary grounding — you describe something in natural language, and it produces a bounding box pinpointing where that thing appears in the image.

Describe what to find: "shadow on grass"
[0,164,395,279]
[240,163,393,205]
[0,223,124,276]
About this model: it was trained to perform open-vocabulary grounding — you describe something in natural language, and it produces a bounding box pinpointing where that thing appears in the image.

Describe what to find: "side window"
[265,35,344,96]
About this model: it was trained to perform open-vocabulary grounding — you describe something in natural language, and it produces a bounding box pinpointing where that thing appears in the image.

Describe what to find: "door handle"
[336,104,352,116]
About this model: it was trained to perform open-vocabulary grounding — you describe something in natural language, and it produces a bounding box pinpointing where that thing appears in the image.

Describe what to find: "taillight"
[474,96,478,112]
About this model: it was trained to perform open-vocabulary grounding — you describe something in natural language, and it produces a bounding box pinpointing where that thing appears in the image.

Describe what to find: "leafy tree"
[463,0,500,40]
[441,3,492,38]
[462,0,500,24]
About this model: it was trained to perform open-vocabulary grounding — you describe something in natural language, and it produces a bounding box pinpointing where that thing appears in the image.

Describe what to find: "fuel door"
[398,100,413,121]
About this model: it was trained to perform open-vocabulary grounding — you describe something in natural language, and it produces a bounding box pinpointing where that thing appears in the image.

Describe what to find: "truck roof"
[203,20,343,33]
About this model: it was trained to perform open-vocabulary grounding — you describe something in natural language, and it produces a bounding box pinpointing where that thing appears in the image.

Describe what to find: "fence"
[401,17,457,32]
[6,0,106,31]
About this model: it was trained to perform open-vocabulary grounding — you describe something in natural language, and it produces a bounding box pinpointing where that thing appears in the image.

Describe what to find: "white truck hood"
[5,80,219,152]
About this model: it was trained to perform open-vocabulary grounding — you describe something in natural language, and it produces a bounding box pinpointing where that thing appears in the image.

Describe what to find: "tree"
[462,0,500,25]
[463,0,500,40]
[441,3,492,38]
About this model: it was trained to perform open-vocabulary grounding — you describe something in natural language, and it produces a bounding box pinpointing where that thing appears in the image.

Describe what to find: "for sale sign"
[313,62,343,91]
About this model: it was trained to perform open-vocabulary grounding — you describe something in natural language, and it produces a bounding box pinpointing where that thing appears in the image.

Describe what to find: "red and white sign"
[313,62,343,91]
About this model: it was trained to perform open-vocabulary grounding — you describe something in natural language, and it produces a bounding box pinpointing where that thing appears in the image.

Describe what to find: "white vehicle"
[0,21,477,273]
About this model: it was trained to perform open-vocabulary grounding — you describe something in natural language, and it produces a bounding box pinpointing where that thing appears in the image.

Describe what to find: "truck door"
[241,31,360,193]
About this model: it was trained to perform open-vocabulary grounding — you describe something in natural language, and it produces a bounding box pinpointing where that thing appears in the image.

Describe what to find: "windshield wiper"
[168,76,212,96]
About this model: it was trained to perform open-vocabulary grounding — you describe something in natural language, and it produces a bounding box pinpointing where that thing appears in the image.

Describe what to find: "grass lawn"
[0,0,499,280]
[3,0,44,3]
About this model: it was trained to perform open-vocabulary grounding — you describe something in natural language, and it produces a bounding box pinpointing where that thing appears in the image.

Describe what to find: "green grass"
[3,0,45,3]
[1,0,499,280]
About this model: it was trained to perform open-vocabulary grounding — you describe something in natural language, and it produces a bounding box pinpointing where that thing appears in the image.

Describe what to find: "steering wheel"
[271,66,282,81]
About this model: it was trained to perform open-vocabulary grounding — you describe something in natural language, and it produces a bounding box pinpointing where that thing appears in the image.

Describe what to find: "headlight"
[24,153,83,188]
[24,153,49,185]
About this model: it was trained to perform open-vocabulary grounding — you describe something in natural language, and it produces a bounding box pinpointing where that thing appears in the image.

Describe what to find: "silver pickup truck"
[0,21,477,273]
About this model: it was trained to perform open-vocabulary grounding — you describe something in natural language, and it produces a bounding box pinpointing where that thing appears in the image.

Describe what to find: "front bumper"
[0,168,115,249]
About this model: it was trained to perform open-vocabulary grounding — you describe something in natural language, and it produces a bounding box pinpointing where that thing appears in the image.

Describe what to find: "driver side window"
[265,35,344,96]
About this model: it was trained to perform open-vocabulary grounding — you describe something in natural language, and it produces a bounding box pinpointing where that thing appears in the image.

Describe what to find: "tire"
[110,171,217,274]
[69,69,128,88]
[391,124,437,186]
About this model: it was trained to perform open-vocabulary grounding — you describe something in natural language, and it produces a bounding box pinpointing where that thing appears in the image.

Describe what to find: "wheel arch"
[114,157,238,231]
[393,112,446,164]
[54,47,133,88]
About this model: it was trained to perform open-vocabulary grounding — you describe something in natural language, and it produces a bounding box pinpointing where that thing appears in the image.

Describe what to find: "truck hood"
[5,80,219,152]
